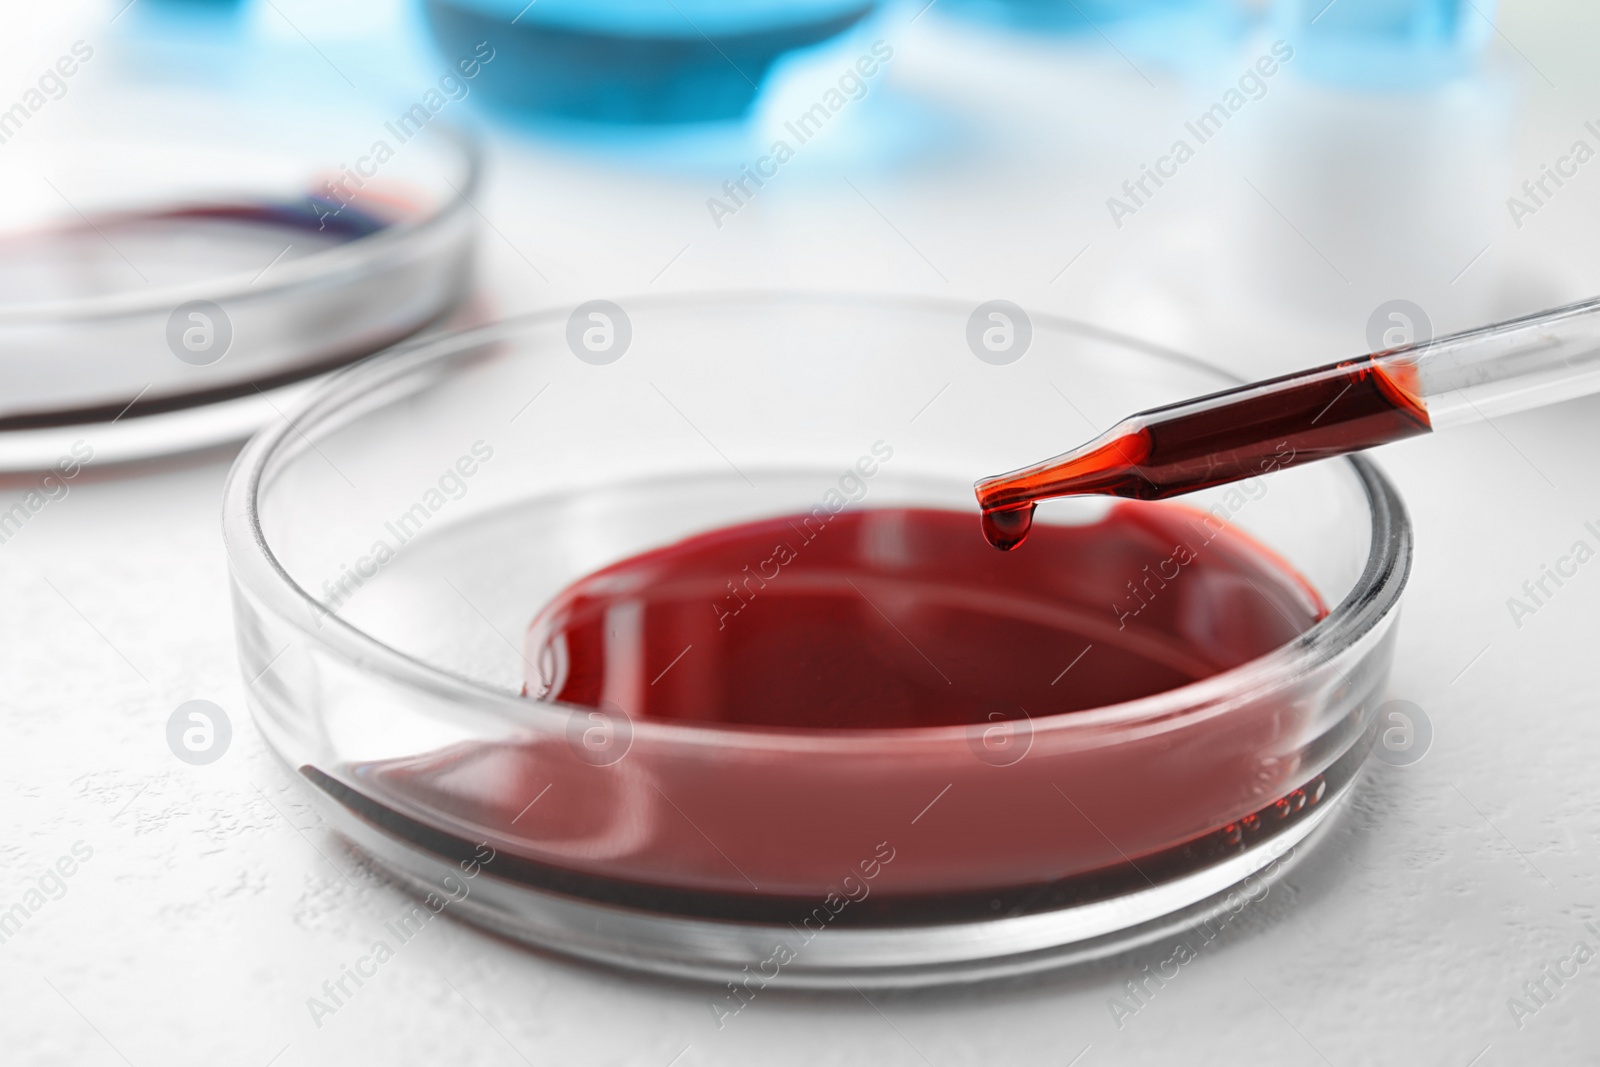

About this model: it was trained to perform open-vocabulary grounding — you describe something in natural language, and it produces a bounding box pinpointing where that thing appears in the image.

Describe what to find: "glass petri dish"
[223,293,1410,986]
[0,86,479,471]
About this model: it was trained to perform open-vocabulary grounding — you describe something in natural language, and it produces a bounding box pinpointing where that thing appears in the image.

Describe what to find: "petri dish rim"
[222,290,1412,754]
[0,124,484,327]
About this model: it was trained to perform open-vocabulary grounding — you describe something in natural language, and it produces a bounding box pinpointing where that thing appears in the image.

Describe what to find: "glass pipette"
[976,296,1600,549]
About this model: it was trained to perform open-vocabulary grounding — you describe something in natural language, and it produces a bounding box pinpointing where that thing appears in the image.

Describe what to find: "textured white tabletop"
[3,0,1600,1063]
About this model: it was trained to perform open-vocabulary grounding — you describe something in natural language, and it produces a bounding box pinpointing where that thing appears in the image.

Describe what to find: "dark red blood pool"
[328,503,1341,920]
[525,505,1324,727]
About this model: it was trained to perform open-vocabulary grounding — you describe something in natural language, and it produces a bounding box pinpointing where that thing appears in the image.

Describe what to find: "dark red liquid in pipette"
[525,505,1324,728]
[977,354,1432,549]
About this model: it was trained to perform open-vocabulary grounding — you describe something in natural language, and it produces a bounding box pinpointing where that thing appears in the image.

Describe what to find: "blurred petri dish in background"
[0,85,479,472]
[421,0,878,123]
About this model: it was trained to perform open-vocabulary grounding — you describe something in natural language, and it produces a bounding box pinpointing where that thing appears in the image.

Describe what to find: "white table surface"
[4,0,1600,1063]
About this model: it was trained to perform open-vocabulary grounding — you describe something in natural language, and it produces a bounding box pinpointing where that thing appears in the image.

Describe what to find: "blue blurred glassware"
[935,0,1199,33]
[421,0,877,123]
[1274,0,1494,87]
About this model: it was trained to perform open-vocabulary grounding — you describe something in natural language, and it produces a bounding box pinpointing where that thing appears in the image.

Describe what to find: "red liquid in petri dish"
[525,506,1322,726]
[329,504,1343,923]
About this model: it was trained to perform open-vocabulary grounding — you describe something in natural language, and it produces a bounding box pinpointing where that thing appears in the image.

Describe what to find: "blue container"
[936,0,1201,33]
[422,0,877,123]
[1274,0,1493,87]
